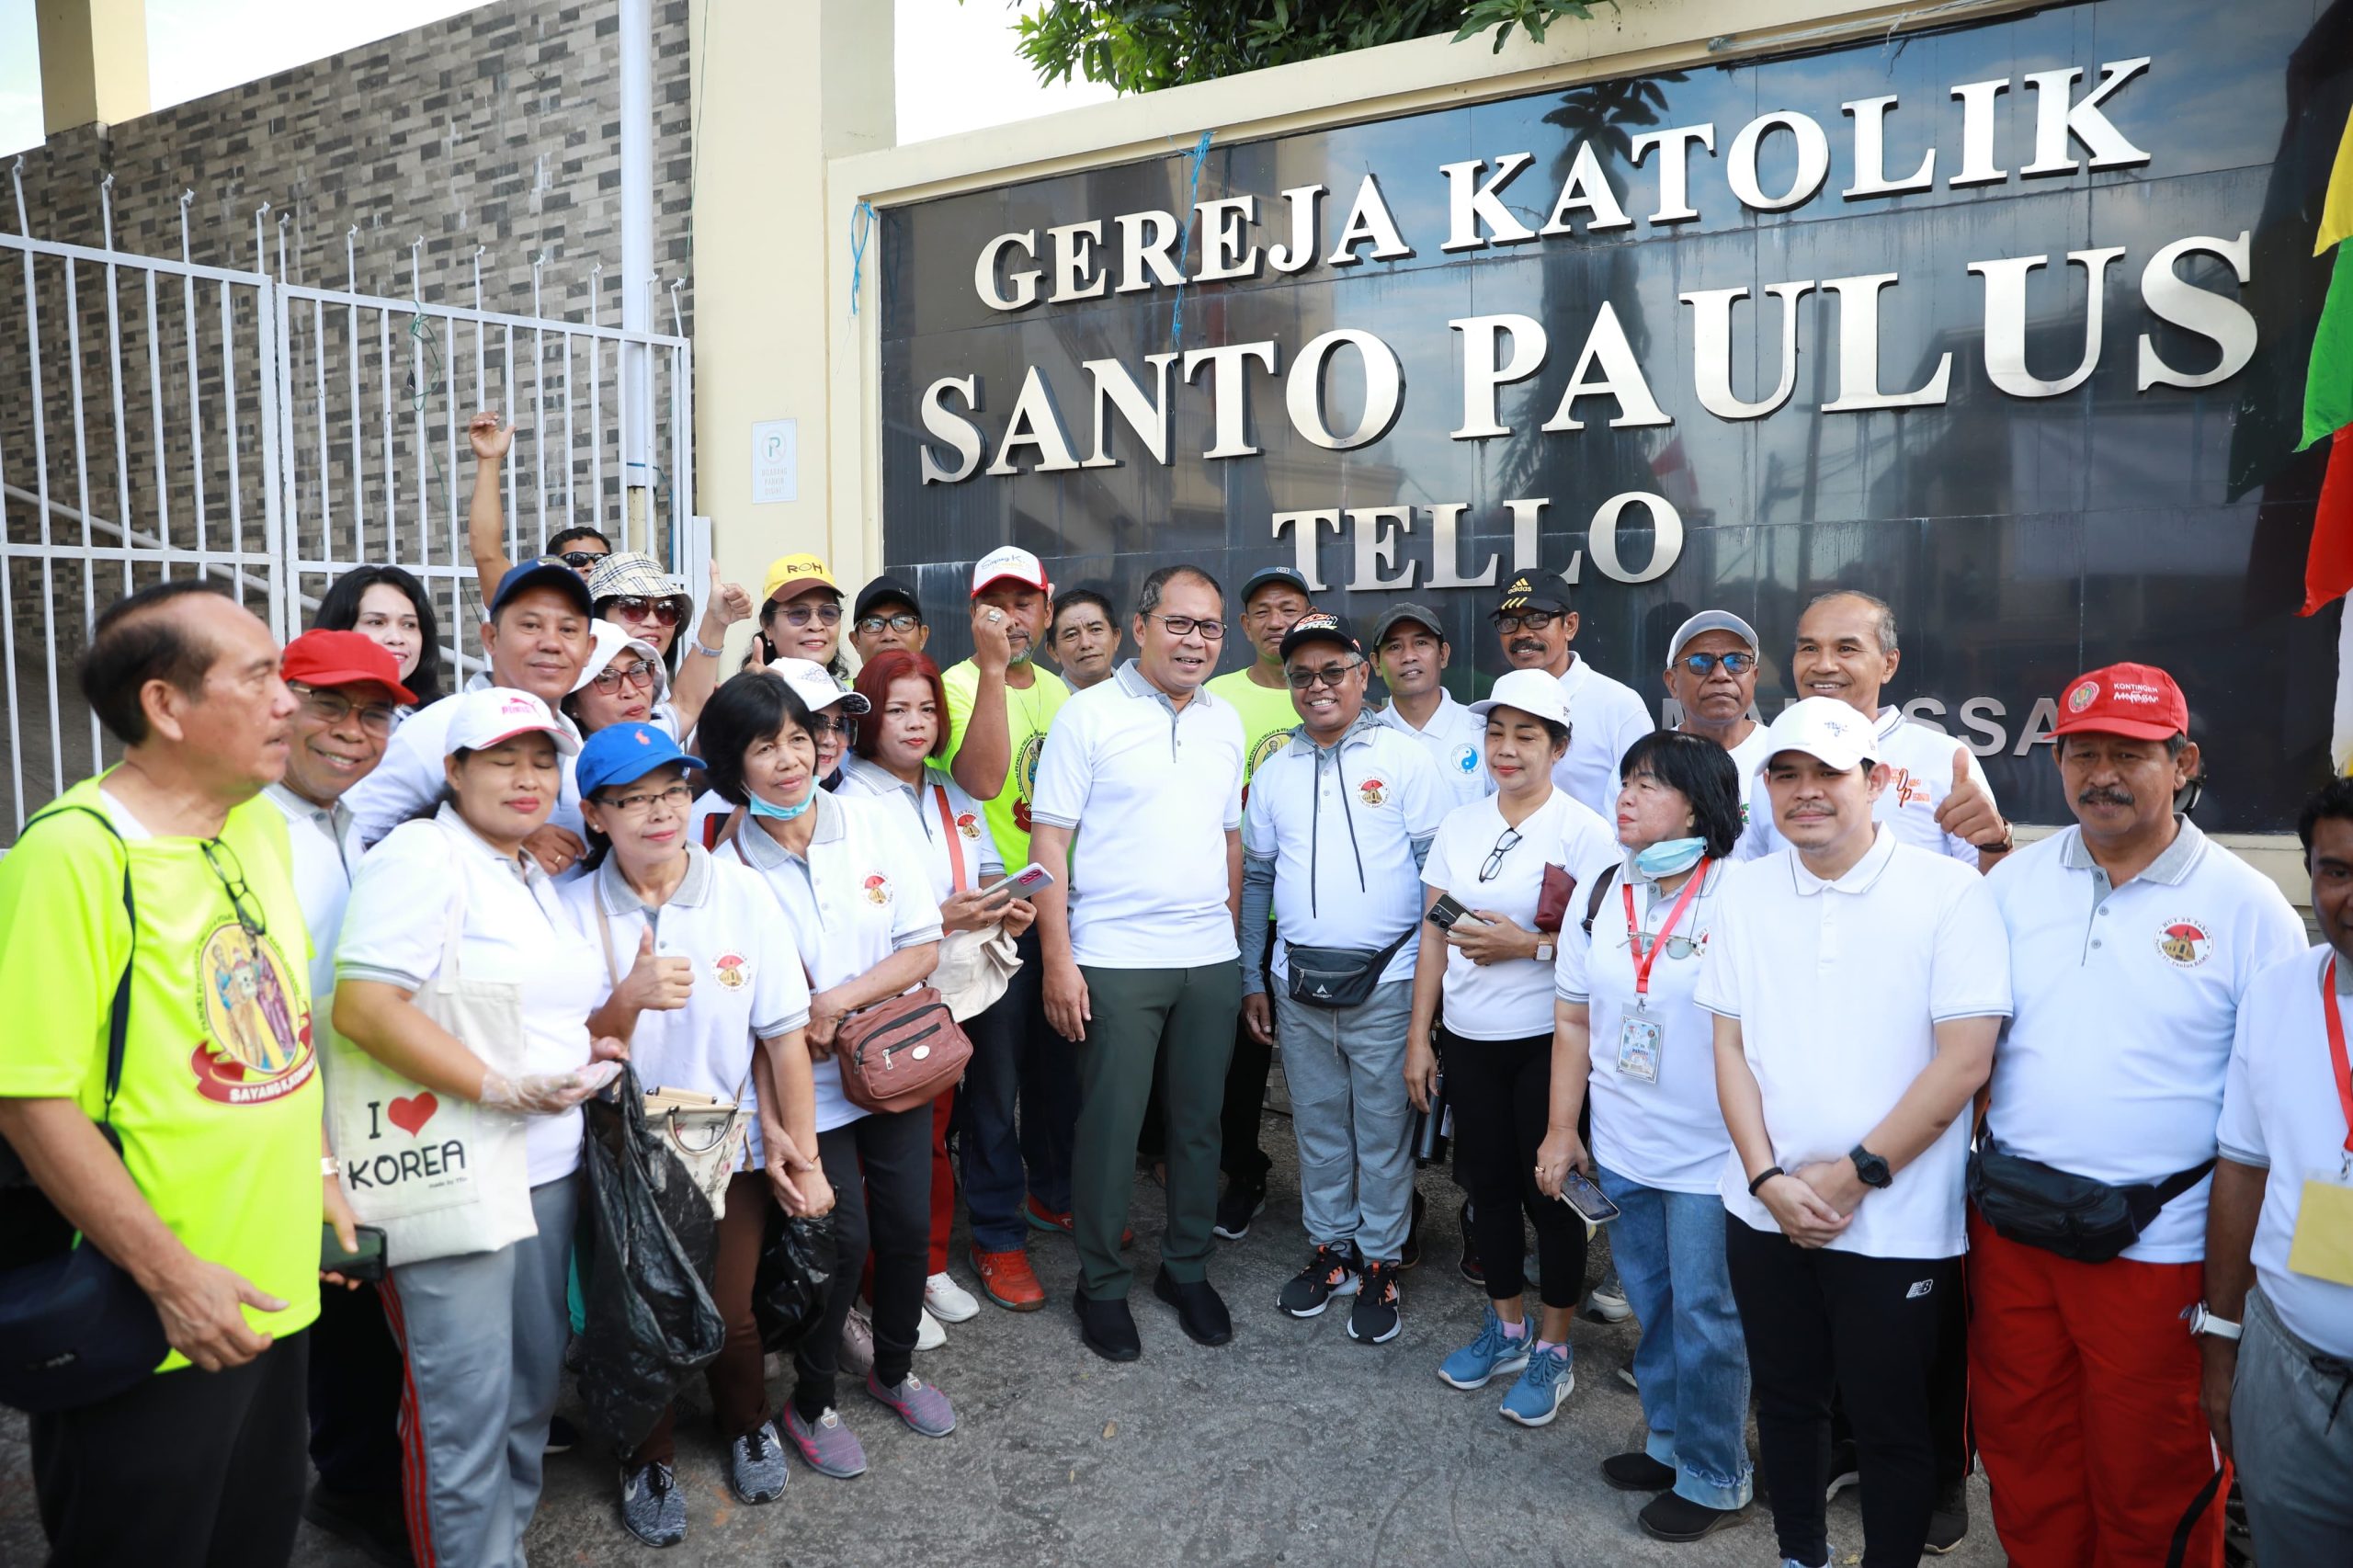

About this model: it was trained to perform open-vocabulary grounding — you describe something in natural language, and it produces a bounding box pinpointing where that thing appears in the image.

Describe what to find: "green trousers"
[1072,960,1242,1298]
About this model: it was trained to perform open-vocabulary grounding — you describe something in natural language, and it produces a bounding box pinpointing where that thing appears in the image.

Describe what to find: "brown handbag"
[833,986,972,1115]
[1532,862,1579,934]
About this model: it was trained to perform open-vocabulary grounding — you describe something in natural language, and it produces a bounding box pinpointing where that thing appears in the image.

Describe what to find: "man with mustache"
[1972,664,2301,1568]
[1491,574,1654,819]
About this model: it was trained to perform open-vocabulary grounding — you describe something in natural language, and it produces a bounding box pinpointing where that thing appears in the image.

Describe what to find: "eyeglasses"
[599,781,694,815]
[804,713,858,743]
[290,682,398,737]
[776,601,843,629]
[588,658,659,693]
[557,550,607,570]
[1677,651,1756,676]
[608,596,683,628]
[1285,657,1363,690]
[856,612,922,636]
[199,838,268,940]
[1143,613,1225,640]
[1490,610,1563,634]
[1478,827,1524,882]
[1628,932,1704,961]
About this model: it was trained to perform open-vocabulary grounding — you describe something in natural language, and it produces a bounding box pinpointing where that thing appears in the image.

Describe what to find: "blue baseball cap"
[490,557,594,618]
[574,722,705,799]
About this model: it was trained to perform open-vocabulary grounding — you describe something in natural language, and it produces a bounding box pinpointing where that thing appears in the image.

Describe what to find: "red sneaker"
[970,1246,1045,1312]
[1024,1194,1133,1247]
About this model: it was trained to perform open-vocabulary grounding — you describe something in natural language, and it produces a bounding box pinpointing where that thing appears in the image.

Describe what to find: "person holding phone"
[1540,731,1753,1541]
[1408,668,1617,1428]
[563,722,831,1548]
[839,650,1042,1321]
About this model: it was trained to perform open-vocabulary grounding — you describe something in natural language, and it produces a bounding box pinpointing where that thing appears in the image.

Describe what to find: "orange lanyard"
[2323,957,2353,1157]
[1623,861,1709,1001]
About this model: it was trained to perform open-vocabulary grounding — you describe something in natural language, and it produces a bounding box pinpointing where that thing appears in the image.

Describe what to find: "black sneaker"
[1601,1451,1677,1492]
[301,1482,413,1568]
[1277,1242,1361,1318]
[1347,1260,1402,1344]
[1638,1491,1744,1542]
[1401,1188,1427,1270]
[545,1415,579,1455]
[1456,1199,1484,1285]
[1212,1174,1267,1240]
[1824,1438,1859,1501]
[1924,1478,1968,1554]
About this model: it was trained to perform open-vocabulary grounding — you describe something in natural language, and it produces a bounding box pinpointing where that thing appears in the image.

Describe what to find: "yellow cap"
[762,552,840,604]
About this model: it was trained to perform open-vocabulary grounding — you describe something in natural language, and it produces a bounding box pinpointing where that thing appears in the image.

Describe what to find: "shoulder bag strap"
[1581,863,1621,936]
[591,897,624,990]
[26,806,136,1126]
[932,781,969,894]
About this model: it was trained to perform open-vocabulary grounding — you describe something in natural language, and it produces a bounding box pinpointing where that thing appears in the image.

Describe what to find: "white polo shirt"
[1030,660,1246,970]
[559,845,811,1168]
[1739,706,1993,864]
[1696,827,2012,1258]
[1243,714,1446,989]
[2217,945,2353,1358]
[1376,690,1494,812]
[1421,787,1619,1041]
[728,792,943,1133]
[1987,821,2305,1262]
[1716,722,1774,841]
[346,687,585,852]
[835,755,1006,902]
[1552,655,1656,819]
[1557,855,1734,1195]
[335,805,608,1185]
[265,783,365,1012]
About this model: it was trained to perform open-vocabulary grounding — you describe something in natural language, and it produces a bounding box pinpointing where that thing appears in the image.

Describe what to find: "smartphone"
[1426,892,1473,931]
[322,1221,388,1282]
[980,862,1055,900]
[1556,1169,1622,1226]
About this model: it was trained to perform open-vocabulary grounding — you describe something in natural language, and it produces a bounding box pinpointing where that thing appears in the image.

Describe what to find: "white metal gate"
[0,189,691,844]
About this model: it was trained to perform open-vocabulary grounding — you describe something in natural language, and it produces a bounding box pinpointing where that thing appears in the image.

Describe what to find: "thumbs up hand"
[707,556,755,629]
[1932,746,2008,853]
[619,925,696,1013]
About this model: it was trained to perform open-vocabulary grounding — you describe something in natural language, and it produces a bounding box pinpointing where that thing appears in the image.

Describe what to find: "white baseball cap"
[766,656,872,715]
[570,619,669,701]
[444,687,580,756]
[971,545,1051,597]
[1468,667,1573,730]
[1667,609,1760,663]
[1757,696,1877,776]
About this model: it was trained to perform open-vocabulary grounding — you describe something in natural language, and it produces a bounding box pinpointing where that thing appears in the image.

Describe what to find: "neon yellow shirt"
[942,658,1070,870]
[1207,665,1303,795]
[0,777,323,1370]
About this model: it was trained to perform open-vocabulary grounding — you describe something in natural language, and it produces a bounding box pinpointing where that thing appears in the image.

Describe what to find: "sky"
[0,0,1114,160]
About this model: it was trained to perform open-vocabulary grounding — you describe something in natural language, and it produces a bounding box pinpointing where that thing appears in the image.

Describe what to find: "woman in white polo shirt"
[332,688,622,1568]
[1540,730,1752,1540]
[1408,667,1619,1429]
[561,722,830,1547]
[696,664,954,1480]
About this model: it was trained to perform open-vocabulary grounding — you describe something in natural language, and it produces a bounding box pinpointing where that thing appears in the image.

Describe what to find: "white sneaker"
[1584,1280,1633,1324]
[915,1305,947,1351]
[924,1270,981,1323]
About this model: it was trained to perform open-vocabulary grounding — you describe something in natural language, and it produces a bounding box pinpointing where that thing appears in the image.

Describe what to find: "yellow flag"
[2321,106,2353,256]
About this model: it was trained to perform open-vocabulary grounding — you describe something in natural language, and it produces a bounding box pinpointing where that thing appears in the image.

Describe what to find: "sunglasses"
[1677,651,1757,676]
[1627,932,1704,960]
[608,596,683,628]
[290,682,399,737]
[857,612,922,636]
[1490,610,1563,634]
[557,550,608,570]
[1285,657,1363,691]
[587,658,659,693]
[777,602,843,629]
[804,713,858,742]
[1478,827,1524,882]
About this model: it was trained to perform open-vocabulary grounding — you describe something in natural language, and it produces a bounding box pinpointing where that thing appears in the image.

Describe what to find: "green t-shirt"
[0,776,324,1369]
[942,658,1071,870]
[1207,665,1303,792]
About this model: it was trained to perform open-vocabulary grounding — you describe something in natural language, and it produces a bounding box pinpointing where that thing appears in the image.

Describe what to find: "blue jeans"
[1271,979,1415,1262]
[1597,1165,1754,1511]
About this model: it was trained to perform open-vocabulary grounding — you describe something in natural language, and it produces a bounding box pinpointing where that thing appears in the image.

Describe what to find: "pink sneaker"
[865,1370,957,1437]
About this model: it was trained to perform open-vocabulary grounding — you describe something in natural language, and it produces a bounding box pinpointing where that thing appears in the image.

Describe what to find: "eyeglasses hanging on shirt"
[1478,826,1524,882]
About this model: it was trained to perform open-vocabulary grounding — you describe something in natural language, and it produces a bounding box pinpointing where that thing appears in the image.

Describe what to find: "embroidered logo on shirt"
[955,811,983,840]
[2068,679,2100,713]
[1358,778,1388,807]
[2156,919,2211,968]
[1905,1279,1935,1300]
[1452,744,1480,775]
[191,921,317,1106]
[714,951,749,989]
[1890,767,1931,808]
[863,873,893,906]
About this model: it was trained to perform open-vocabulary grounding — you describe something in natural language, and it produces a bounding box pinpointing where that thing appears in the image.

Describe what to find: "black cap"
[1239,565,1313,607]
[1370,601,1445,649]
[853,575,924,623]
[1495,572,1572,616]
[491,557,594,618]
[1279,609,1360,662]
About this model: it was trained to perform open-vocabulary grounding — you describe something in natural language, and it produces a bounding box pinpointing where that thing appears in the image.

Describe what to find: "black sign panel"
[879,0,2351,833]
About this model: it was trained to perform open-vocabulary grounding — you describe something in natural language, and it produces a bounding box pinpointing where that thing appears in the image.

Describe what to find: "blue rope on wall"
[1169,131,1213,348]
[849,199,876,315]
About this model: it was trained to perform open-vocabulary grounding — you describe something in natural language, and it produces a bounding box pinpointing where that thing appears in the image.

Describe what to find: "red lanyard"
[1623,859,1710,1000]
[2324,957,2353,1157]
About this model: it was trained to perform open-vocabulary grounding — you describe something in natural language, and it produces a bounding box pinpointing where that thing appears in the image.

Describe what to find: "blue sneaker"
[1438,1302,1531,1391]
[1498,1342,1574,1426]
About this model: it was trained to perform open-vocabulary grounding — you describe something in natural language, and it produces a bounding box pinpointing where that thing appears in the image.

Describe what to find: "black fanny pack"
[1284,929,1414,1010]
[1966,1138,2214,1264]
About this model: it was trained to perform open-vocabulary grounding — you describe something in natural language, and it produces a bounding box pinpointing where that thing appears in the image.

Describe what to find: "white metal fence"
[0,180,691,844]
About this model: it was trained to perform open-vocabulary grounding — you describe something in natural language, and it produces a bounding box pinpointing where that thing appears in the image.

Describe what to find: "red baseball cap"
[2052,662,2187,743]
[281,630,416,706]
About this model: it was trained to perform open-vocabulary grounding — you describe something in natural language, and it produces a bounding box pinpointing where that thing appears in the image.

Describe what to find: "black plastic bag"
[574,1067,724,1450]
[753,1203,835,1356]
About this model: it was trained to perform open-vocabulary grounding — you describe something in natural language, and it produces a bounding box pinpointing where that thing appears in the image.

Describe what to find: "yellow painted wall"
[36,0,152,132]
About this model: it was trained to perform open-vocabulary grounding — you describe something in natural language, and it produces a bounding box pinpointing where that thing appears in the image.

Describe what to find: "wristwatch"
[2184,1301,2243,1341]
[1534,937,1555,963]
[1849,1144,1893,1189]
[1974,822,2016,854]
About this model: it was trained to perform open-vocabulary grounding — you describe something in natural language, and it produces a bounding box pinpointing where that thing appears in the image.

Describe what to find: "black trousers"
[32,1330,311,1568]
[1725,1218,1960,1568]
[307,1279,406,1498]
[794,1107,931,1419]
[1441,1025,1587,1309]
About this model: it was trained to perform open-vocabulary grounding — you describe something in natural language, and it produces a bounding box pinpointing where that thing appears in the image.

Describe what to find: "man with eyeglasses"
[1030,564,1247,1361]
[1664,610,1772,831]
[1493,573,1655,820]
[257,631,419,1561]
[1242,611,1444,1346]
[0,580,343,1568]
[848,576,930,667]
[465,408,609,591]
[1047,588,1122,692]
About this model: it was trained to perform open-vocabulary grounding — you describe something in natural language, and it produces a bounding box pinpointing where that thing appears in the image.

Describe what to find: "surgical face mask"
[745,788,814,823]
[1634,836,1707,879]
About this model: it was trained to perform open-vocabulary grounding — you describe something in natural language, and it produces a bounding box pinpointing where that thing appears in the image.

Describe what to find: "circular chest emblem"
[1248,728,1292,778]
[1358,778,1388,807]
[863,873,892,906]
[956,811,983,840]
[1014,733,1047,803]
[713,952,749,990]
[2156,918,2211,969]
[192,921,316,1105]
[2068,679,2100,713]
[1452,744,1480,775]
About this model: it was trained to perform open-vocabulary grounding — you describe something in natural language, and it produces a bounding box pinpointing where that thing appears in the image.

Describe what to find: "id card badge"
[1616,1015,1661,1084]
[2287,1168,2353,1288]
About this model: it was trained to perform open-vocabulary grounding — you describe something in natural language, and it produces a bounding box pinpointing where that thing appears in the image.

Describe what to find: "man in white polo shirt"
[1491,572,1654,819]
[1241,611,1444,1346]
[1699,697,2010,1568]
[1029,564,1247,1363]
[1972,663,2302,1568]
[2199,778,2353,1568]
[1371,602,1489,812]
